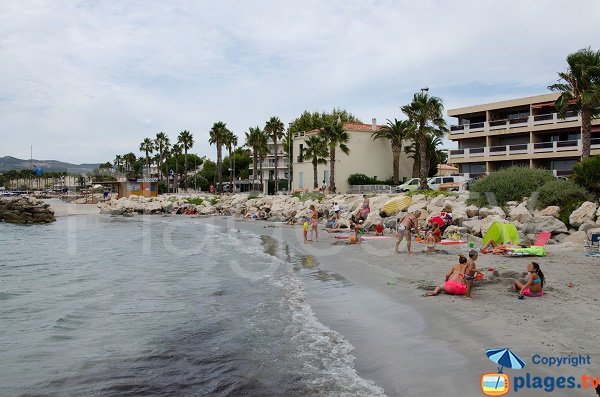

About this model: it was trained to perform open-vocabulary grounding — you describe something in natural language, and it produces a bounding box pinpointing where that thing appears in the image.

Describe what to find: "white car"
[427,176,466,191]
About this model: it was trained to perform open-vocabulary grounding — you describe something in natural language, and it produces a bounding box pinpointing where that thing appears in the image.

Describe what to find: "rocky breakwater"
[0,196,56,224]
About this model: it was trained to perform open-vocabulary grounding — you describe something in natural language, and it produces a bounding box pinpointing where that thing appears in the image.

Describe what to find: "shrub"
[467,167,555,207]
[572,156,600,196]
[406,189,457,198]
[292,191,325,203]
[536,179,592,225]
[185,198,204,206]
[209,198,219,206]
[348,173,374,185]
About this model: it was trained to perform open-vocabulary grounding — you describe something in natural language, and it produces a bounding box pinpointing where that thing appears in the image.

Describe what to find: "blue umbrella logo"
[486,348,526,373]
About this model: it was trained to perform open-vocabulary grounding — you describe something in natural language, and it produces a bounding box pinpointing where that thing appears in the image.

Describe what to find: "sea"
[0,213,385,396]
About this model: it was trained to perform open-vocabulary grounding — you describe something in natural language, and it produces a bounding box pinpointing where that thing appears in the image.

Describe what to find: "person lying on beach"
[514,262,544,297]
[425,222,442,252]
[395,210,421,254]
[481,240,517,255]
[426,255,468,296]
[464,250,479,300]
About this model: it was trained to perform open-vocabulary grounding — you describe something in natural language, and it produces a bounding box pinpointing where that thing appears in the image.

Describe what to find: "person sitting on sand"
[309,204,319,241]
[395,210,420,254]
[425,222,442,252]
[464,250,480,300]
[514,262,544,297]
[426,255,468,296]
[375,221,384,236]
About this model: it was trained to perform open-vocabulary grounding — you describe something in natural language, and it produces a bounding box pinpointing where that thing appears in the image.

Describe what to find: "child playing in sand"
[303,221,309,244]
[514,262,544,297]
[375,221,384,236]
[464,250,479,299]
[309,204,319,241]
[425,222,442,253]
[426,255,468,296]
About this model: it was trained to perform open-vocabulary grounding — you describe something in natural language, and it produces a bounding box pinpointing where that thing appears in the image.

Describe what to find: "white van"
[427,175,466,191]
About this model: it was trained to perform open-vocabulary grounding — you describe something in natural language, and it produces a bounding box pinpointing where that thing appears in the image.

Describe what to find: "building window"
[298,172,304,188]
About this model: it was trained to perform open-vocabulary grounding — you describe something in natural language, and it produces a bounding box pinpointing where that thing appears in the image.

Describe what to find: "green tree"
[404,134,447,178]
[154,131,170,182]
[223,129,238,191]
[302,135,328,189]
[549,47,600,159]
[319,120,350,194]
[177,130,194,189]
[401,91,448,189]
[209,122,228,194]
[139,138,154,177]
[264,116,285,194]
[171,143,182,192]
[572,155,600,196]
[372,118,413,184]
[244,126,266,190]
[113,155,123,173]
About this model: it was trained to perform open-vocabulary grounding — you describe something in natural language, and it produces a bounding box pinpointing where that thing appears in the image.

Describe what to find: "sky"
[1,0,599,164]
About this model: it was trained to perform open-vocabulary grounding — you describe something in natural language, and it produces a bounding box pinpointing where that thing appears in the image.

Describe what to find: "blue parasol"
[486,348,526,373]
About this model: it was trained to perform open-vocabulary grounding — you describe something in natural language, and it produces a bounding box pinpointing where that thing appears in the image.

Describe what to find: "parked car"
[427,175,466,191]
[395,178,420,193]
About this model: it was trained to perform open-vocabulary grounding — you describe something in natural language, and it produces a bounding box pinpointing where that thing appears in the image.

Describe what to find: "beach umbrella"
[486,348,526,373]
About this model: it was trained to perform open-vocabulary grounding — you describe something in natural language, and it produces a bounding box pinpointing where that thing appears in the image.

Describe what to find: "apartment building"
[447,93,600,178]
[292,120,413,193]
[248,139,289,182]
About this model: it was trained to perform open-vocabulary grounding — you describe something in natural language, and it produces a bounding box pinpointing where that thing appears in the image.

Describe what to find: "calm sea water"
[0,215,384,396]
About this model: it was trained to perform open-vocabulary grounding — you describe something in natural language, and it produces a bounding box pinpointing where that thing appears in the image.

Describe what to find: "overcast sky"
[1,0,599,164]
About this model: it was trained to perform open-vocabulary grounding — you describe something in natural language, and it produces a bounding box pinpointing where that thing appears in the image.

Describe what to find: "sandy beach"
[205,215,600,396]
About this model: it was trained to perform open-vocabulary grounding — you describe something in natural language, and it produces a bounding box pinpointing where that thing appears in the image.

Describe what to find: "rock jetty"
[0,196,56,224]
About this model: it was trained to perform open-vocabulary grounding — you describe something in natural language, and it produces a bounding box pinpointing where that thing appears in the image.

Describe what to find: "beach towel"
[382,196,412,216]
[361,236,392,240]
[506,246,546,257]
[439,239,468,245]
[532,231,551,247]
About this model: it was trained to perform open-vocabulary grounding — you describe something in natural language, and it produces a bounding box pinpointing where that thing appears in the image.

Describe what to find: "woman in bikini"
[309,204,319,241]
[395,210,420,254]
[514,262,544,297]
[426,255,468,296]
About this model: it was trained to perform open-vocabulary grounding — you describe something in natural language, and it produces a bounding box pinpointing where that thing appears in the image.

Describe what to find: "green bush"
[208,198,219,206]
[185,197,204,206]
[348,173,374,185]
[292,191,325,203]
[467,167,555,207]
[536,179,592,225]
[406,189,457,198]
[572,156,600,196]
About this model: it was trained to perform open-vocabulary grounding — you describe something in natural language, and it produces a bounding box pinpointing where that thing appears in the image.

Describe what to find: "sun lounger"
[532,231,551,247]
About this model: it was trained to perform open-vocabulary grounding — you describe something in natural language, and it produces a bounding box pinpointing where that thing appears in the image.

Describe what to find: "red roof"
[343,122,382,132]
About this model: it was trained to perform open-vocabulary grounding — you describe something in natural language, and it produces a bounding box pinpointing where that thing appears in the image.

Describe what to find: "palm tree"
[549,47,600,159]
[154,132,170,181]
[171,143,182,192]
[302,135,328,189]
[123,152,136,175]
[177,130,194,189]
[113,155,123,173]
[319,120,350,194]
[404,134,445,178]
[245,126,264,190]
[401,91,448,189]
[257,128,269,190]
[223,129,238,192]
[372,118,413,184]
[139,138,154,177]
[209,122,228,194]
[264,116,285,194]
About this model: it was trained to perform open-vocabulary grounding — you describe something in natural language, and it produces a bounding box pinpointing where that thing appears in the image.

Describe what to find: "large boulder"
[526,216,568,235]
[462,219,483,237]
[564,231,589,244]
[479,207,506,219]
[408,202,427,213]
[509,204,532,224]
[597,206,600,224]
[569,201,598,228]
[587,227,600,238]
[465,205,480,218]
[579,221,597,234]
[540,206,560,218]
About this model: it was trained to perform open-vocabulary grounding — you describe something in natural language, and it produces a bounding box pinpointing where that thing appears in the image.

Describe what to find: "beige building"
[447,93,600,178]
[292,120,413,193]
[248,138,290,183]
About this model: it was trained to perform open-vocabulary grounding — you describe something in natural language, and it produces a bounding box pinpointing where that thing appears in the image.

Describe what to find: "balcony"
[449,139,590,160]
[450,111,583,134]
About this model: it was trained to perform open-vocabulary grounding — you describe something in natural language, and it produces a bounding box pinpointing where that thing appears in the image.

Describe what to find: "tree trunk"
[412,154,419,178]
[392,144,401,184]
[273,136,278,194]
[184,148,188,190]
[175,154,178,193]
[252,152,258,191]
[329,147,336,194]
[217,145,223,194]
[259,158,263,192]
[418,127,429,189]
[581,107,591,159]
[229,146,234,192]
[313,158,319,189]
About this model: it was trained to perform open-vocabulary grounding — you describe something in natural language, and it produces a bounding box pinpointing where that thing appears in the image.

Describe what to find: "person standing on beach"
[395,210,420,254]
[309,204,319,241]
[464,250,479,300]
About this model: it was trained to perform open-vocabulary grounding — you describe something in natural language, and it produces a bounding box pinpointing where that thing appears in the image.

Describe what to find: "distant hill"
[0,156,100,173]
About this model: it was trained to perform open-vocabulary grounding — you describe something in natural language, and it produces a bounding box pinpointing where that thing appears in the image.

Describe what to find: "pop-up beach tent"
[483,221,520,245]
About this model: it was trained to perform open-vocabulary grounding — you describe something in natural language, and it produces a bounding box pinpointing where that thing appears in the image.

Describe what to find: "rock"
[554,233,569,243]
[110,208,125,216]
[597,206,600,224]
[508,204,532,224]
[564,231,589,244]
[569,201,598,228]
[123,211,135,217]
[579,221,597,234]
[161,201,174,213]
[429,196,446,208]
[465,205,480,218]
[462,219,483,237]
[99,206,112,215]
[527,216,568,235]
[74,197,87,204]
[2,211,26,224]
[506,201,519,207]
[479,207,506,219]
[540,206,560,218]
[587,227,600,238]
[408,202,427,213]
[443,225,467,238]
